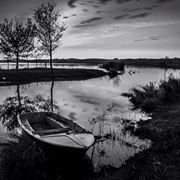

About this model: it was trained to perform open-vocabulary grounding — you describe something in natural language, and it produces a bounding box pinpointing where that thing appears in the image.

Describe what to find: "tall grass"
[0,134,93,180]
[120,76,180,180]
[122,76,180,113]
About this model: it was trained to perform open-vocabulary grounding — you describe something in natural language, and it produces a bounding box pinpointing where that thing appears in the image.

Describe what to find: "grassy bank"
[116,76,180,180]
[0,68,107,86]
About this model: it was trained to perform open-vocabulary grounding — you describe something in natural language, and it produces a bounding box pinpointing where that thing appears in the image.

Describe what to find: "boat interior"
[20,112,85,136]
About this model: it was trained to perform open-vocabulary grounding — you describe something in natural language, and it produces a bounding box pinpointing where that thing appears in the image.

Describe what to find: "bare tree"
[0,18,36,71]
[34,3,66,75]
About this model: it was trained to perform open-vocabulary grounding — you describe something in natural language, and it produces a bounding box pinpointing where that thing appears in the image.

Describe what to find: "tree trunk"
[16,52,19,80]
[50,49,53,77]
[16,52,19,71]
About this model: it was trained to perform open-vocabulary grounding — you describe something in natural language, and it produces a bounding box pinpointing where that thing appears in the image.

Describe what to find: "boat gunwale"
[17,112,95,150]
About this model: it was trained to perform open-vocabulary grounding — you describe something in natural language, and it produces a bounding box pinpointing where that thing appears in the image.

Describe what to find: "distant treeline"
[119,57,180,69]
[1,57,180,68]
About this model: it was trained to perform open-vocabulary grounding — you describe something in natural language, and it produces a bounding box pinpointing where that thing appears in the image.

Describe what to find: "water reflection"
[0,80,150,178]
[1,66,179,178]
[0,83,60,131]
[88,104,150,171]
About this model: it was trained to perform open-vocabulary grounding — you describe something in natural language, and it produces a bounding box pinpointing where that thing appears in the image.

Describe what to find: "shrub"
[123,76,180,113]
[100,61,124,71]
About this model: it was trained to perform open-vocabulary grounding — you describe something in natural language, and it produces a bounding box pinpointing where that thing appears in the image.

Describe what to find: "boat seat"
[36,127,70,136]
[46,116,67,129]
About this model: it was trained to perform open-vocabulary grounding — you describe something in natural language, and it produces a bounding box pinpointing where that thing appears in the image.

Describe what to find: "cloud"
[80,17,102,24]
[99,0,135,4]
[134,36,161,42]
[96,10,112,14]
[70,0,136,7]
[129,12,151,19]
[83,9,89,12]
[114,14,129,20]
[157,0,174,3]
[116,0,135,4]
[74,24,95,28]
[68,0,78,8]
[99,0,111,4]
[123,6,154,13]
[80,2,88,6]
[63,32,95,46]
[93,5,100,8]
[0,0,54,19]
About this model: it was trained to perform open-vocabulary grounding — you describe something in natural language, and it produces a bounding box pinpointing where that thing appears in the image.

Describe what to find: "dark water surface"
[0,66,180,177]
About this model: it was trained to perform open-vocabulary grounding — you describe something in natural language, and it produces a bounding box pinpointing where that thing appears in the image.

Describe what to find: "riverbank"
[0,68,107,86]
[90,78,180,180]
[113,77,180,180]
[98,103,180,180]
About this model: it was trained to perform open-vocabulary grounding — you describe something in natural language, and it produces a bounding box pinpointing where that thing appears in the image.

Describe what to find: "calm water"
[0,65,180,171]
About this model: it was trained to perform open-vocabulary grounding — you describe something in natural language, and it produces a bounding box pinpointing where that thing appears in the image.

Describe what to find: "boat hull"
[22,128,89,157]
[18,112,95,156]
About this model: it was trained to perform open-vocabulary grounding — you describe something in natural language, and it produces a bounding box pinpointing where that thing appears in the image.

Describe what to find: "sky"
[0,0,180,59]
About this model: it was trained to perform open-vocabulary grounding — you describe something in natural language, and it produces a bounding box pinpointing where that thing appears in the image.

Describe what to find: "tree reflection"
[112,75,121,87]
[17,84,22,107]
[0,83,60,131]
[50,79,54,112]
[106,69,125,87]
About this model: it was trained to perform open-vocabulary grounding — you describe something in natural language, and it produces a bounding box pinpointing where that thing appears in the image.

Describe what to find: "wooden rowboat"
[18,112,95,154]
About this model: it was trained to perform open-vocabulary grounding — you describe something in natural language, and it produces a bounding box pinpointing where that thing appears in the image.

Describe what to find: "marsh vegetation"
[123,75,180,112]
[119,76,180,180]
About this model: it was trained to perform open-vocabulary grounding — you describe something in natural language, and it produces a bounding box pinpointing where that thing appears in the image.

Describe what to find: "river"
[0,65,179,172]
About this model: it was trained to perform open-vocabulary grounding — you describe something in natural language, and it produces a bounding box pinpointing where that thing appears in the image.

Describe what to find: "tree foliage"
[34,3,66,71]
[0,18,36,69]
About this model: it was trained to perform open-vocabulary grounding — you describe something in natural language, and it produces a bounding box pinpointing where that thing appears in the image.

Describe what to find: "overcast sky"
[0,0,180,59]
